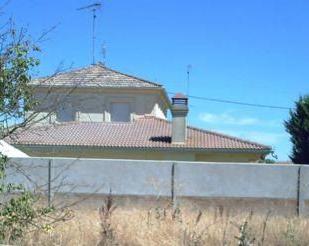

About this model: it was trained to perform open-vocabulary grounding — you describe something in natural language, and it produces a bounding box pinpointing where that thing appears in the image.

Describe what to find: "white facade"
[29,88,169,124]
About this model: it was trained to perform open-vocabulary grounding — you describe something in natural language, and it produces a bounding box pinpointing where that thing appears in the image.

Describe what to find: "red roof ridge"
[18,120,135,131]
[53,121,134,126]
[136,115,170,123]
[137,114,164,119]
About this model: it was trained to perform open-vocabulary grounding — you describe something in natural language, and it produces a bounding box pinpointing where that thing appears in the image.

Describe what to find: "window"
[57,103,75,122]
[111,102,130,122]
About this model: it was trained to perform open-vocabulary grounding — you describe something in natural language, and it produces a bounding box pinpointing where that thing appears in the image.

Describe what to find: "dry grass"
[18,203,309,246]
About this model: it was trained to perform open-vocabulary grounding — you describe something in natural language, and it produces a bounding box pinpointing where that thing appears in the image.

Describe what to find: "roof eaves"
[14,143,271,154]
[187,125,272,150]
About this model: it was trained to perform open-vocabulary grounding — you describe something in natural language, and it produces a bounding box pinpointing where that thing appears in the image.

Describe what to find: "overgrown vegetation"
[232,212,255,246]
[17,204,309,246]
[97,191,117,246]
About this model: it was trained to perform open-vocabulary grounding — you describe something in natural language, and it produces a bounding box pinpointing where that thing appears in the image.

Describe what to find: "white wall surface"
[32,89,168,123]
[5,157,309,215]
[51,158,173,197]
[6,158,49,191]
[175,162,299,199]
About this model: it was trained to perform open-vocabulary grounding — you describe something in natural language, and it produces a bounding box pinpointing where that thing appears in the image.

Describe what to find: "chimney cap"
[171,92,188,106]
[172,93,187,99]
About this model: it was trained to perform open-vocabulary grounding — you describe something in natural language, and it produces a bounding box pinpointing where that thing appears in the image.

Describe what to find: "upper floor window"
[111,102,130,122]
[57,103,75,122]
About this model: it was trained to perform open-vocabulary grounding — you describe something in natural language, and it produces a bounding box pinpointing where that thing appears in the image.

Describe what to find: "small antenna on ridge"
[77,2,102,65]
[101,41,107,65]
[186,64,192,96]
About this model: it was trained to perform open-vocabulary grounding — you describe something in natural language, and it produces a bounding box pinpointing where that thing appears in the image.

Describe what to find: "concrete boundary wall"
[5,157,309,215]
[175,162,299,199]
[51,158,173,197]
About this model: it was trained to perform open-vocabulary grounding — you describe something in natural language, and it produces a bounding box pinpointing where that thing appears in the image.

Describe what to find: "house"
[7,63,271,162]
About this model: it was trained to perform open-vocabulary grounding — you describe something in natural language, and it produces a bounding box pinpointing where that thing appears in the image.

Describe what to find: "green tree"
[284,95,309,164]
[0,25,39,139]
[0,21,69,243]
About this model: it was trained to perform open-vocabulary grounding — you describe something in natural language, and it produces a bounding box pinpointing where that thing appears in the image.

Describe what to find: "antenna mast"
[77,2,102,65]
[101,41,107,65]
[186,64,192,96]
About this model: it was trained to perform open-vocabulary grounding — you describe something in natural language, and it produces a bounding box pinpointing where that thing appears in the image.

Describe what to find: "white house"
[7,63,271,162]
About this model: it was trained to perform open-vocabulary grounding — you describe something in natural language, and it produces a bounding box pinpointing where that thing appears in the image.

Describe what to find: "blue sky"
[3,0,309,160]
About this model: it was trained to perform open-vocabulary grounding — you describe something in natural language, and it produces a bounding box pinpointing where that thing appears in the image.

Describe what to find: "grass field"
[18,202,309,246]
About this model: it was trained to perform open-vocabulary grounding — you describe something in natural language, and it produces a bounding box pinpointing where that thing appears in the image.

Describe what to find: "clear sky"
[3,0,309,160]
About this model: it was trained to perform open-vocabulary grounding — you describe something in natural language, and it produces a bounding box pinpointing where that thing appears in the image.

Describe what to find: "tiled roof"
[31,64,162,88]
[7,116,270,152]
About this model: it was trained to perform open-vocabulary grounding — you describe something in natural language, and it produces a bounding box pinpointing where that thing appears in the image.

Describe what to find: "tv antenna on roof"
[77,2,102,65]
[186,64,192,96]
[101,41,107,65]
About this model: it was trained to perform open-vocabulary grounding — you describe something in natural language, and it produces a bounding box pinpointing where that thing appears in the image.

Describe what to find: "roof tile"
[7,116,270,152]
[31,64,162,88]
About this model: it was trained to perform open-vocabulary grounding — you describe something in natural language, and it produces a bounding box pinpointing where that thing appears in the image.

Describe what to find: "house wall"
[27,88,168,124]
[18,146,262,162]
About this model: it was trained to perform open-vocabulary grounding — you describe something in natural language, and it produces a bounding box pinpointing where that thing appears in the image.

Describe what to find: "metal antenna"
[101,41,107,65]
[77,2,102,65]
[186,64,192,96]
